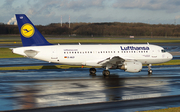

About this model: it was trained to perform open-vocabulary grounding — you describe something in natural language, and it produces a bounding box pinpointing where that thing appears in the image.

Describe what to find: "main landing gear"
[148,64,153,75]
[103,70,110,76]
[89,68,110,76]
[89,68,96,75]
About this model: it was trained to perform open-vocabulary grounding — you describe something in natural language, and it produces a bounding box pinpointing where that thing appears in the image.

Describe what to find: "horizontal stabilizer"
[24,50,39,58]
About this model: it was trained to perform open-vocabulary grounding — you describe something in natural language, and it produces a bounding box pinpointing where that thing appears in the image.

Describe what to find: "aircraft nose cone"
[168,53,173,60]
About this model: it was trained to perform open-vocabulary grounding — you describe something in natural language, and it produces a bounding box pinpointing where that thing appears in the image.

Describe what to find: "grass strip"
[0,48,23,58]
[139,107,180,112]
[48,39,180,44]
[152,60,180,66]
[0,65,92,71]
[0,38,180,44]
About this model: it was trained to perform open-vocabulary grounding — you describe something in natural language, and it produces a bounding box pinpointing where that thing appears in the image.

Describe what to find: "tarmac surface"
[0,44,180,112]
[0,58,180,112]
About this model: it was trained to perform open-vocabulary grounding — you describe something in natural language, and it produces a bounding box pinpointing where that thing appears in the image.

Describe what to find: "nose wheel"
[148,69,153,74]
[148,64,153,75]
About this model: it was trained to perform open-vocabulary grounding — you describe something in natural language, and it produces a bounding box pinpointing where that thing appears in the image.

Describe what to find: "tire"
[103,70,110,76]
[89,68,96,74]
[148,69,152,75]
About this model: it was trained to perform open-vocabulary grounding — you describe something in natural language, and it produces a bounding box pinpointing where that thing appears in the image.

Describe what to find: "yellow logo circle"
[21,23,35,38]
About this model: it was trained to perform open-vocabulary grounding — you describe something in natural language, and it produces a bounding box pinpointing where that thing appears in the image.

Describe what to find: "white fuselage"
[12,44,172,67]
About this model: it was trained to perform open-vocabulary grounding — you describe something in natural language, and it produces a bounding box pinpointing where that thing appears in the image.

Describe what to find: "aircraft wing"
[97,56,136,68]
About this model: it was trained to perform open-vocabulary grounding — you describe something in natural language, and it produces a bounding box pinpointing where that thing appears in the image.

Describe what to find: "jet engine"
[119,61,142,73]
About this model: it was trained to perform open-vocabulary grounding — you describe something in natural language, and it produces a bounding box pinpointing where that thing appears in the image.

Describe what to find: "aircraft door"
[151,49,157,58]
[51,48,59,62]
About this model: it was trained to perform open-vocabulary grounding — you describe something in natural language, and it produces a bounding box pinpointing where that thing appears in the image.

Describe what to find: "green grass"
[152,60,180,66]
[48,39,180,44]
[0,65,92,71]
[139,107,180,112]
[0,48,23,58]
[0,38,180,44]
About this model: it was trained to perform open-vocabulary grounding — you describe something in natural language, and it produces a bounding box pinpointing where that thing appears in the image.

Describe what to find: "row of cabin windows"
[64,50,148,54]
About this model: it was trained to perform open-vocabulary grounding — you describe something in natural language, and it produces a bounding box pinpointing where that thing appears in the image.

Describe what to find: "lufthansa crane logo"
[21,23,35,38]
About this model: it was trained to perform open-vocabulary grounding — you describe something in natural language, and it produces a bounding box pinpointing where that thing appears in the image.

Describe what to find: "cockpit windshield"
[161,49,166,53]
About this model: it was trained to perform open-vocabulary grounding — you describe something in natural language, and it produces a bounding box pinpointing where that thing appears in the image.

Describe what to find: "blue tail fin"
[15,14,52,46]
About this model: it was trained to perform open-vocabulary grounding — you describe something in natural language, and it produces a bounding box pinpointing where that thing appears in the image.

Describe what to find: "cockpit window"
[161,49,166,53]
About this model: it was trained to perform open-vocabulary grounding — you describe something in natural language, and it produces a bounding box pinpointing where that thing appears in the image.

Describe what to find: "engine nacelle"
[120,61,142,73]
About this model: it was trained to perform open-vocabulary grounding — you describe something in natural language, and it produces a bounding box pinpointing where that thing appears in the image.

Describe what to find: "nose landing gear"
[148,64,153,75]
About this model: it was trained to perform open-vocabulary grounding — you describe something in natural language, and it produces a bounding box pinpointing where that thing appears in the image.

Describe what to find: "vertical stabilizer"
[15,14,52,46]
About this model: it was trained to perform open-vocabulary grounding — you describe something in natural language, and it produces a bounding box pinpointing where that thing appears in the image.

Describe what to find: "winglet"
[15,14,52,46]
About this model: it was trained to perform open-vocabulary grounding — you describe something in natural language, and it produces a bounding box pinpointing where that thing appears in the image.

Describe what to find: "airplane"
[12,14,173,76]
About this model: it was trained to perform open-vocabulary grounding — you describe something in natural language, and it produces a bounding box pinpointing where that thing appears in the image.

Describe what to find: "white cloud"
[175,15,180,19]
[113,0,180,13]
[1,0,180,25]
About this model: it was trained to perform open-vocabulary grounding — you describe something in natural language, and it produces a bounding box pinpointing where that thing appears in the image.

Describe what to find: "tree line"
[1,22,180,37]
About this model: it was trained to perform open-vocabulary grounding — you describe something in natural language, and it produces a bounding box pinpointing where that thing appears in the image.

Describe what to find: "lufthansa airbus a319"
[12,14,173,76]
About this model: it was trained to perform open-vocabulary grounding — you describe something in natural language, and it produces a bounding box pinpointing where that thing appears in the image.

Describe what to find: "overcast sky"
[1,0,180,25]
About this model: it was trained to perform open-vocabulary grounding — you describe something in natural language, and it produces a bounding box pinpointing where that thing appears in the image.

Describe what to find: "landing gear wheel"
[147,64,152,75]
[148,69,153,75]
[89,68,96,74]
[103,70,110,76]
